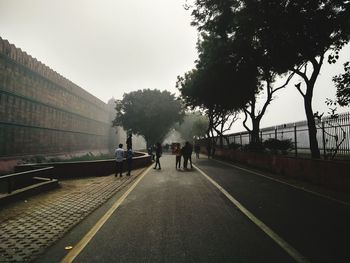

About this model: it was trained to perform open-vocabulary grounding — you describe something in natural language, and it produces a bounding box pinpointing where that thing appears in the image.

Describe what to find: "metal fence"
[222,112,350,159]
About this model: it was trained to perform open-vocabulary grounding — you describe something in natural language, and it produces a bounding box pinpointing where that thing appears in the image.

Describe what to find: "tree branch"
[243,109,251,132]
[292,64,309,84]
[273,71,295,93]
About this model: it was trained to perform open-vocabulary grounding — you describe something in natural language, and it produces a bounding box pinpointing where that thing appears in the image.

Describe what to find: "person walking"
[154,142,162,170]
[188,142,193,169]
[183,141,191,169]
[194,144,200,159]
[126,147,134,176]
[174,143,181,169]
[115,143,124,177]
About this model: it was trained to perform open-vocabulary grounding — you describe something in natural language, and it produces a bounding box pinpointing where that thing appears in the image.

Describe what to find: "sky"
[0,0,349,132]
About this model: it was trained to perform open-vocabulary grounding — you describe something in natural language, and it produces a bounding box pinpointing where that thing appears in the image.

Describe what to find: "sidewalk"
[0,168,145,262]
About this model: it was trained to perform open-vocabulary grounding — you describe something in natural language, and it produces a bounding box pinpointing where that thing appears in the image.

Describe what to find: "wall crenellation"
[0,37,120,157]
[0,36,106,111]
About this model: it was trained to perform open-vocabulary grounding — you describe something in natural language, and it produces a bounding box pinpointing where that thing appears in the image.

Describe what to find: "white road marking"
[211,158,350,207]
[60,165,153,263]
[194,164,310,263]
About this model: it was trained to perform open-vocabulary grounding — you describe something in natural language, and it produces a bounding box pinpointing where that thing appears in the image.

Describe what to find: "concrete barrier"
[0,167,58,206]
[213,148,350,192]
[0,167,54,193]
[15,151,152,179]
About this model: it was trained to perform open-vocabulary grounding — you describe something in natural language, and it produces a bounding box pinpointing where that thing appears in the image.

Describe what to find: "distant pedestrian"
[174,143,181,169]
[194,144,200,159]
[188,142,193,168]
[126,133,132,150]
[183,141,192,169]
[153,142,162,170]
[115,143,124,177]
[206,142,211,159]
[126,147,134,176]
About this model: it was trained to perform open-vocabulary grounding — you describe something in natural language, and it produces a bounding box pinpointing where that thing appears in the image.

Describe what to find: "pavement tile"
[0,169,143,262]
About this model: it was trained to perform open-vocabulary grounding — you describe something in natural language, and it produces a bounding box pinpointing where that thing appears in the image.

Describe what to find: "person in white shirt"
[115,143,124,177]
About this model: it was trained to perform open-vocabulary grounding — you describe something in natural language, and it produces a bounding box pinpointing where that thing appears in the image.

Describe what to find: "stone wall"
[0,37,117,157]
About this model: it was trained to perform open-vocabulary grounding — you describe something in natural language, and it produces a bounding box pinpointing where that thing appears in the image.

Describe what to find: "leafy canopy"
[113,89,183,146]
[173,112,209,141]
[333,61,350,106]
[177,33,258,112]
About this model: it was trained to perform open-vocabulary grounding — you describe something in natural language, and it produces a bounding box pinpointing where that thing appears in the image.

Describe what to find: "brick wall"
[0,37,117,157]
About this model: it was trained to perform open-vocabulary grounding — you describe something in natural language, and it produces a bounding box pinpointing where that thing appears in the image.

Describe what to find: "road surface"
[37,154,350,263]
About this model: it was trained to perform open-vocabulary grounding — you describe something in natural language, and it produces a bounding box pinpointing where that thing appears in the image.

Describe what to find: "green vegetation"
[23,152,114,164]
[178,0,350,159]
[113,89,183,147]
[263,139,294,155]
[173,112,209,141]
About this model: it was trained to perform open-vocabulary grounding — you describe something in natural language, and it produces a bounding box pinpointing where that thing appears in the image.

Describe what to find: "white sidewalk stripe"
[194,164,310,263]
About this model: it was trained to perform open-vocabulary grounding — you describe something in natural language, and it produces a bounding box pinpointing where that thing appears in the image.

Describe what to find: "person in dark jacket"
[183,141,192,169]
[153,142,162,170]
[174,143,181,169]
[126,147,134,176]
[194,144,200,159]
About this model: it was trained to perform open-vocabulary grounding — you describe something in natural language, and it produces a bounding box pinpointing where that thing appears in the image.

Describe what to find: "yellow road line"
[211,158,350,207]
[60,165,153,263]
[194,164,310,263]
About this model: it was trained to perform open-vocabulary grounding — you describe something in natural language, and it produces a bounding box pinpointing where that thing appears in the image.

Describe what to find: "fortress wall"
[0,37,116,157]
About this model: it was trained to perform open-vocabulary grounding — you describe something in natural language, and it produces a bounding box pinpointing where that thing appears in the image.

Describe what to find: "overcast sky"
[0,0,349,131]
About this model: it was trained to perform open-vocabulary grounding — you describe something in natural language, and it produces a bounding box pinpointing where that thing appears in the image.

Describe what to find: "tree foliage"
[177,34,258,112]
[186,0,350,158]
[173,112,208,142]
[113,89,183,147]
[333,61,350,106]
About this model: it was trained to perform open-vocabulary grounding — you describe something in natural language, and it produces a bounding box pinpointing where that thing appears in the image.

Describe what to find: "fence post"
[275,127,277,139]
[240,133,242,147]
[294,124,298,157]
[322,121,326,159]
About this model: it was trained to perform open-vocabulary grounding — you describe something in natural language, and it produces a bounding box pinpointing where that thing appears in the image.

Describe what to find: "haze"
[0,0,349,131]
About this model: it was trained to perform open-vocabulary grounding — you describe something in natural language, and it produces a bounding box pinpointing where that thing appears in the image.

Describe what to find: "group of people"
[173,142,200,170]
[115,139,201,175]
[114,143,134,177]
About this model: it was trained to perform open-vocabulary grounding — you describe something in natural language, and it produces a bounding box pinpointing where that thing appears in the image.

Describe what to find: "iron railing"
[214,112,350,159]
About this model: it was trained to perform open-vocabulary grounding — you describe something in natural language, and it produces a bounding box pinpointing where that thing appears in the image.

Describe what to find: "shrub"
[263,139,293,154]
[242,141,265,153]
[228,142,241,150]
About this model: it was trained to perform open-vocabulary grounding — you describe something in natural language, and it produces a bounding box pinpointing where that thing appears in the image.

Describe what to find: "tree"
[189,0,350,158]
[173,112,208,142]
[188,2,295,145]
[177,33,258,113]
[177,33,258,153]
[333,61,350,106]
[243,72,295,144]
[113,89,183,148]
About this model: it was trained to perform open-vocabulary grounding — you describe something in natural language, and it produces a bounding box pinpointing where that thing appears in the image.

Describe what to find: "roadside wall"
[0,37,134,162]
[213,148,350,192]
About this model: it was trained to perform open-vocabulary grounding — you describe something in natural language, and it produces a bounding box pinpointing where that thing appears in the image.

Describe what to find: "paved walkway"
[0,169,145,262]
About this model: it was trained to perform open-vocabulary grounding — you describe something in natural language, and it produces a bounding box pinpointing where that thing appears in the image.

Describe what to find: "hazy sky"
[0,0,349,131]
[0,0,198,101]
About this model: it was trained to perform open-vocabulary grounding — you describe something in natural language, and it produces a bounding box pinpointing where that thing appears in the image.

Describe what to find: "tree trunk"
[304,94,321,159]
[251,119,260,144]
[219,135,224,148]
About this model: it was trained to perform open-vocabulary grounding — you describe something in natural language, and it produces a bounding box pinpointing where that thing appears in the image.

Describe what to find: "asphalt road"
[39,154,350,263]
[193,157,350,263]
